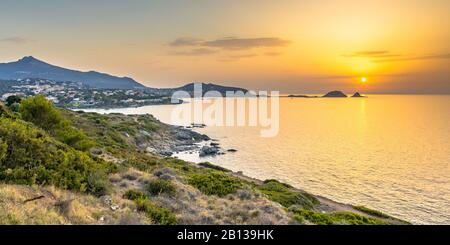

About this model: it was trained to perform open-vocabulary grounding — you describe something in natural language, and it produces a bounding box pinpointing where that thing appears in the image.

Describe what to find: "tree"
[5,95,21,107]
[19,95,63,131]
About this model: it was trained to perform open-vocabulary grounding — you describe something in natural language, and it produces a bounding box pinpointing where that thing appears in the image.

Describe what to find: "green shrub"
[122,189,177,225]
[353,206,390,219]
[0,139,6,162]
[123,190,148,200]
[134,198,177,225]
[291,208,386,225]
[292,209,334,225]
[55,126,95,151]
[5,95,22,107]
[8,103,20,112]
[257,179,319,209]
[146,179,176,196]
[331,212,386,225]
[87,170,112,196]
[188,171,242,196]
[112,122,138,136]
[19,95,63,131]
[198,162,230,172]
[0,117,113,194]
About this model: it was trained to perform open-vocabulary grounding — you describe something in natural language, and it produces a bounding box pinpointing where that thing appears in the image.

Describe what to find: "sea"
[81,95,450,224]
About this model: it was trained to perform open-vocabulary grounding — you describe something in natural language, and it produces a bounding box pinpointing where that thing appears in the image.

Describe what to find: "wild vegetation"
[291,208,387,225]
[0,95,408,225]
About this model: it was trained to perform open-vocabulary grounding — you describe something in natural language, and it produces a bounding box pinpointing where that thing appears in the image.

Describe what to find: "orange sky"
[0,0,449,93]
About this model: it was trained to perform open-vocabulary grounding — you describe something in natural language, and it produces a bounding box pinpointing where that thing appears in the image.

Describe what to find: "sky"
[0,0,449,94]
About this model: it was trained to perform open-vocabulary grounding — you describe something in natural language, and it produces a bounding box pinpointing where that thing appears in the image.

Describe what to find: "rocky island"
[323,91,348,97]
[352,92,365,97]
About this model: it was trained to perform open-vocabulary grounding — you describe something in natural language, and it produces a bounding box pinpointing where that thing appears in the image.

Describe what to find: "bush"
[353,206,390,219]
[0,117,113,194]
[291,208,386,225]
[123,190,148,200]
[292,209,334,225]
[331,212,386,225]
[87,170,112,196]
[8,103,20,112]
[146,179,176,196]
[257,179,319,209]
[0,139,6,162]
[134,198,177,225]
[188,171,242,196]
[55,126,95,151]
[198,162,230,172]
[5,95,21,107]
[19,95,63,131]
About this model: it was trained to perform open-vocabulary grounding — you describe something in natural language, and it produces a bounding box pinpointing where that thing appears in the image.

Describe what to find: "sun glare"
[361,77,367,83]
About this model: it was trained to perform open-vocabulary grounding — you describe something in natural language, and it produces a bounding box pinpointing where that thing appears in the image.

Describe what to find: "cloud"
[0,36,32,44]
[217,53,259,62]
[374,53,450,62]
[344,50,450,63]
[168,48,217,56]
[228,53,258,59]
[169,37,291,50]
[343,50,402,58]
[169,37,203,47]
[311,73,411,80]
[203,37,290,50]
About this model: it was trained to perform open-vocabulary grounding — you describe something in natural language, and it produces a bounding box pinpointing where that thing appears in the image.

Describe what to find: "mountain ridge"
[0,56,145,89]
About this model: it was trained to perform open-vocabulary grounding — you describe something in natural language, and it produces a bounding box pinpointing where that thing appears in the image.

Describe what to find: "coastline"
[74,107,409,224]
[0,99,409,224]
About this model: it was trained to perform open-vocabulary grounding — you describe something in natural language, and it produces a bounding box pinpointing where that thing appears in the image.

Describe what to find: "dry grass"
[0,184,149,225]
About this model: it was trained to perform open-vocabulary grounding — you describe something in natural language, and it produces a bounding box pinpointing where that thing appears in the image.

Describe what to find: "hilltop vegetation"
[0,96,408,225]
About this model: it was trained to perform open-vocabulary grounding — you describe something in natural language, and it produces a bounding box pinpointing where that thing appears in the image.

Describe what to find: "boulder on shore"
[323,91,347,97]
[199,146,219,157]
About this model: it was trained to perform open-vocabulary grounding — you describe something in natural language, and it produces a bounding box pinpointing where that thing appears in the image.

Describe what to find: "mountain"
[0,56,145,89]
[157,82,249,97]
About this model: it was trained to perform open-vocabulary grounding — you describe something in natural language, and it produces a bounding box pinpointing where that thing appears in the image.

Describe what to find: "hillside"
[157,82,248,97]
[0,56,145,89]
[0,96,408,225]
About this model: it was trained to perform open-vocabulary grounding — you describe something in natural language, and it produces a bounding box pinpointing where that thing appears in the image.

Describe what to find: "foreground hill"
[0,97,408,225]
[0,56,145,89]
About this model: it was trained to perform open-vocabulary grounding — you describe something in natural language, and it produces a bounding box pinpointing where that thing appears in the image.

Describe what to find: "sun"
[361,77,367,83]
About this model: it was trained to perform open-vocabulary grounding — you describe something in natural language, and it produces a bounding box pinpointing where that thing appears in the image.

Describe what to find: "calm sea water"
[82,95,450,224]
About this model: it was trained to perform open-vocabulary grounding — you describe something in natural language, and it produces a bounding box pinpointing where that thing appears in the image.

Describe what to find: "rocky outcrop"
[351,92,365,97]
[199,145,220,157]
[323,91,347,97]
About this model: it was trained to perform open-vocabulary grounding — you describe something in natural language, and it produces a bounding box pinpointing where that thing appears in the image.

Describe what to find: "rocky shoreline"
[65,109,408,224]
[148,122,408,224]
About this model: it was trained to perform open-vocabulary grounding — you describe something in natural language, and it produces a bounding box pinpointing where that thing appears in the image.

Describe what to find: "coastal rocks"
[158,150,173,157]
[323,91,347,97]
[175,130,194,140]
[199,145,220,157]
[227,149,238,153]
[191,123,206,128]
[351,92,365,97]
